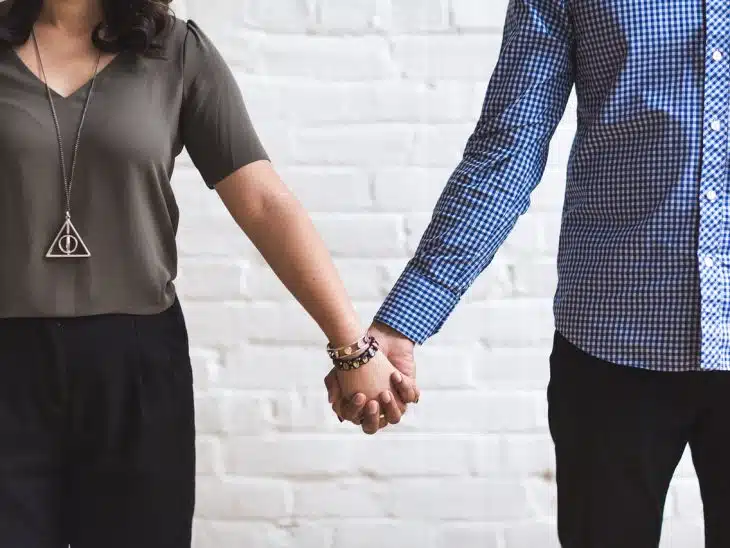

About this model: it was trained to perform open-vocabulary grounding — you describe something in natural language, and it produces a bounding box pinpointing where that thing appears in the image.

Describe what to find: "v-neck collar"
[6,47,127,100]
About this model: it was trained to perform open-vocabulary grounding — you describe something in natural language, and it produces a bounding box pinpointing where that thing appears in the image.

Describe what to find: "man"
[327,0,730,546]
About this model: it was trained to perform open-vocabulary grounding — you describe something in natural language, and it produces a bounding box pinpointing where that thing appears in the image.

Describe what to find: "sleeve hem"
[373,267,461,345]
[204,155,271,189]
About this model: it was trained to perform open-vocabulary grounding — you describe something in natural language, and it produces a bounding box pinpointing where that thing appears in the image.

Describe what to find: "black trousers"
[0,299,195,548]
[549,331,730,548]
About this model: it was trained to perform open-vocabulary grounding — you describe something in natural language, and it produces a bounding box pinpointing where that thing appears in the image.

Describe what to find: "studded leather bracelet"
[331,337,380,371]
[327,334,372,360]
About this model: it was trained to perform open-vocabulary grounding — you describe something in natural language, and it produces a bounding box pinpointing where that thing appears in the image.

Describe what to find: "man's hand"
[324,321,420,434]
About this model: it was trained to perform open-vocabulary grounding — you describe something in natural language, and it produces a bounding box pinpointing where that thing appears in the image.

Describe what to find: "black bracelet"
[333,339,380,371]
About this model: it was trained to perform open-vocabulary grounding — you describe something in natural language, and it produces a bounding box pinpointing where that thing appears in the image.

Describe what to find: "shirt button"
[706,190,718,201]
[711,120,722,131]
[704,256,715,268]
[713,50,723,61]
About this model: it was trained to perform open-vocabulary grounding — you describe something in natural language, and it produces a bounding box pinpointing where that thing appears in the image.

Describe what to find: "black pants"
[0,299,195,548]
[549,331,730,548]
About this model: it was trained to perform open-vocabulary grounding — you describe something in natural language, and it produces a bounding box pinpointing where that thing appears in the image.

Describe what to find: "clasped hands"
[324,322,420,435]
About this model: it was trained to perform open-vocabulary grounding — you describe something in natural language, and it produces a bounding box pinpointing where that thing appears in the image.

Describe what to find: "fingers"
[324,370,340,404]
[360,400,381,435]
[380,391,403,425]
[337,393,388,434]
[391,371,420,404]
[327,371,412,433]
[324,369,344,420]
[341,393,367,423]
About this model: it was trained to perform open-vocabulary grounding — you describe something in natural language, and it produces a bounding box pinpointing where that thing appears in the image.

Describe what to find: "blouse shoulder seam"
[181,19,199,105]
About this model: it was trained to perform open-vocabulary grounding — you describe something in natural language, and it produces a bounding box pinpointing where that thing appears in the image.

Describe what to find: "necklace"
[32,29,101,259]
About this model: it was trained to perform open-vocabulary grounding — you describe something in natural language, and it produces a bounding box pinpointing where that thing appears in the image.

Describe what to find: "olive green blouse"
[0,17,268,317]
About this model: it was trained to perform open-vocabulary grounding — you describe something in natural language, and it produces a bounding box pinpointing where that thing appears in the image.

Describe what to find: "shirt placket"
[697,0,730,369]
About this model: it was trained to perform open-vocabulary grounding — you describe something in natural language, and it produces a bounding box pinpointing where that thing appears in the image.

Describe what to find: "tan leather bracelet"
[327,335,372,360]
[333,339,380,371]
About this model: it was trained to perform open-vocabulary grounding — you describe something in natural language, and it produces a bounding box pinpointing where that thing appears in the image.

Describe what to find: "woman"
[0,0,418,546]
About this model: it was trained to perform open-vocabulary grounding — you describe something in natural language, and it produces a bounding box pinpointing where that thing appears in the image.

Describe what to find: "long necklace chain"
[31,28,101,219]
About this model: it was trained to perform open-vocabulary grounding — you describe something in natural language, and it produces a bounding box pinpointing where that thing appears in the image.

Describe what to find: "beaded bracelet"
[333,339,380,371]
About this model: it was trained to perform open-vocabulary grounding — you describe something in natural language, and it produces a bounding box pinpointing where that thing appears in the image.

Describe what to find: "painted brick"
[177,0,702,546]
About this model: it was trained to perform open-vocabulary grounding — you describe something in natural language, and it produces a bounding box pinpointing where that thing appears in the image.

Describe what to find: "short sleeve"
[181,20,269,189]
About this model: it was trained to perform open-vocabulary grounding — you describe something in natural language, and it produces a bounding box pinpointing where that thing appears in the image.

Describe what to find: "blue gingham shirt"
[375,0,730,372]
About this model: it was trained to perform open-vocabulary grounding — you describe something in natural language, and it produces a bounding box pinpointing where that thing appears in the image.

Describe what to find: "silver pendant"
[46,216,91,258]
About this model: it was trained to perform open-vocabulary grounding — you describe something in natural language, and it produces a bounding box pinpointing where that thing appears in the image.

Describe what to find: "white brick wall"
[171,1,704,546]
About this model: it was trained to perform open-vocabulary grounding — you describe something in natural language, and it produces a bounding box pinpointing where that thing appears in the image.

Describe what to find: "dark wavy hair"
[0,0,174,57]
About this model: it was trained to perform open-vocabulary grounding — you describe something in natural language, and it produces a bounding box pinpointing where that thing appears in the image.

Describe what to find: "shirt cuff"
[373,266,461,345]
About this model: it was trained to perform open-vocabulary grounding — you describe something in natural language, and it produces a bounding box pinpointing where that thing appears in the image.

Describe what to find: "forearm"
[249,201,362,347]
[375,0,574,343]
[217,163,361,347]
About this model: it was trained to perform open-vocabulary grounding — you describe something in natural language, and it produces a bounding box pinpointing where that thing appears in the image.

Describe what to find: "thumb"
[391,370,420,404]
[324,369,341,404]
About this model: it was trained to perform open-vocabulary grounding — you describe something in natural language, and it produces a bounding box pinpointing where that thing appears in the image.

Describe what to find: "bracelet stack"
[327,335,380,371]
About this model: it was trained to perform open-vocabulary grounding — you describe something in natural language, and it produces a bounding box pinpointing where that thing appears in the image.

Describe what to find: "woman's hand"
[331,352,408,435]
[326,322,421,434]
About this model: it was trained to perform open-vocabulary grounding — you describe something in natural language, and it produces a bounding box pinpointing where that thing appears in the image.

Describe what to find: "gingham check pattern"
[375,0,730,371]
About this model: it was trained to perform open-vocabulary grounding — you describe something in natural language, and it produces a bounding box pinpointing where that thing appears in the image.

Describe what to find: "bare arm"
[215,159,361,348]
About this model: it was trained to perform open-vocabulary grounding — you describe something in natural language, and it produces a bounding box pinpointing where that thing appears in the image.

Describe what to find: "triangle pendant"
[46,217,91,258]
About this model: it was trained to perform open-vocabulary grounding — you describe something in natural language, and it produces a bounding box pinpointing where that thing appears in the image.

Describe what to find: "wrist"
[325,319,365,349]
[327,331,380,371]
[370,320,416,348]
